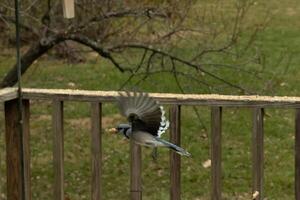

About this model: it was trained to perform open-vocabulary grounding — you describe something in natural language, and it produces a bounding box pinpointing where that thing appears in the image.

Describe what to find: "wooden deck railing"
[1,87,300,200]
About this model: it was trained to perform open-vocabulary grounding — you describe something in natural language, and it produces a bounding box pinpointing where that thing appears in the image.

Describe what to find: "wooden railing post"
[4,99,31,200]
[295,109,300,200]
[52,100,64,200]
[22,100,31,200]
[211,107,222,200]
[130,139,142,200]
[170,105,181,200]
[91,102,102,200]
[252,108,264,200]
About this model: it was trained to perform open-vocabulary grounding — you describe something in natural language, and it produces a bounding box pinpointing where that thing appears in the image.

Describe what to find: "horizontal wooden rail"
[2,87,300,107]
[7,87,300,107]
[0,88,18,102]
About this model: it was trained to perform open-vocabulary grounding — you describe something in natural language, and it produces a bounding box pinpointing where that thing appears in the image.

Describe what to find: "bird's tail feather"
[156,138,191,157]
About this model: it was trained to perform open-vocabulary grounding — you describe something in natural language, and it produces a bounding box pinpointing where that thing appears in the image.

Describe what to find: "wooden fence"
[1,87,300,200]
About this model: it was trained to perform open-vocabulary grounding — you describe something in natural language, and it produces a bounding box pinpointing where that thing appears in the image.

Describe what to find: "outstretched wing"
[116,91,169,137]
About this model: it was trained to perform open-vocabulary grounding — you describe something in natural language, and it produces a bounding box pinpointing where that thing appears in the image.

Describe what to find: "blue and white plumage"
[157,106,169,137]
[115,91,190,156]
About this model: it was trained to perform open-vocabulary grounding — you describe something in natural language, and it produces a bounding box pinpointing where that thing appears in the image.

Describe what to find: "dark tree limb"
[110,44,247,93]
[72,7,168,33]
[63,34,127,72]
[0,11,40,36]
[0,35,64,88]
[0,33,128,88]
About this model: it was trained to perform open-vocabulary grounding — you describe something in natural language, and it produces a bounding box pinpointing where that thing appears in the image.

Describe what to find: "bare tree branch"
[63,34,127,72]
[109,43,248,93]
[0,11,39,36]
[72,7,168,32]
[0,34,64,88]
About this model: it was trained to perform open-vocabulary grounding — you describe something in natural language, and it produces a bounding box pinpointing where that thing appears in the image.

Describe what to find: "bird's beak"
[108,127,118,134]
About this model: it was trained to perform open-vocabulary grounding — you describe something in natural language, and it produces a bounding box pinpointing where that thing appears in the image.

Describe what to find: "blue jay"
[114,91,190,156]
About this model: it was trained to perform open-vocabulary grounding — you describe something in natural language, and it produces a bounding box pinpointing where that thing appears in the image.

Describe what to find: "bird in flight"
[113,91,190,157]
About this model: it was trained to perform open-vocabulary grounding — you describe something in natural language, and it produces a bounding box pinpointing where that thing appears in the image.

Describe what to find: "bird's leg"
[151,147,158,162]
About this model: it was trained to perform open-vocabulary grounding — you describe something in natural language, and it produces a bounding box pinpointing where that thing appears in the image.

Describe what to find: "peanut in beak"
[108,127,118,134]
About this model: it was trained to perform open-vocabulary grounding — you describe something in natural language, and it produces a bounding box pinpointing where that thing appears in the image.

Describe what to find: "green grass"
[1,1,300,199]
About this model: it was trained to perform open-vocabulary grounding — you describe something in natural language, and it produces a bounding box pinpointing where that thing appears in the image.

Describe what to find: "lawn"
[0,0,300,200]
